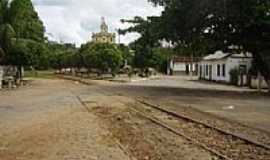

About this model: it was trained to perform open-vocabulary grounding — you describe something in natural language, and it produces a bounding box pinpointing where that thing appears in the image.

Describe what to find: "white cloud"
[33,0,163,46]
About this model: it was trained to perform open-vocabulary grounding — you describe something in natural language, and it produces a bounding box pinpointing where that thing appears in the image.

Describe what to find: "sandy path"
[0,79,131,160]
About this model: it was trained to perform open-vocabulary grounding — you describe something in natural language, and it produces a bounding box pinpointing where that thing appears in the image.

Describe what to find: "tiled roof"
[203,51,230,60]
[203,51,252,61]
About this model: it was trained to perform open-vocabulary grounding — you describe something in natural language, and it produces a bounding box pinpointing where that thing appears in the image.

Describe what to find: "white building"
[168,57,201,75]
[199,51,253,85]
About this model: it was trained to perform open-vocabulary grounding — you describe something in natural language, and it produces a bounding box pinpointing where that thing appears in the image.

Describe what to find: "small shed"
[199,51,253,85]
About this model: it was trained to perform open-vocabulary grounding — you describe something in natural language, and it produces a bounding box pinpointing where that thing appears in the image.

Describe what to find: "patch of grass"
[24,70,56,79]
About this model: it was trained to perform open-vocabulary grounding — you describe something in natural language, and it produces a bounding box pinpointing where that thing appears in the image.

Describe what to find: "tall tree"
[9,0,45,42]
[0,24,15,56]
[0,0,16,64]
[204,0,270,90]
[7,0,48,72]
[79,42,123,76]
[120,16,167,69]
[0,0,8,24]
[148,0,270,91]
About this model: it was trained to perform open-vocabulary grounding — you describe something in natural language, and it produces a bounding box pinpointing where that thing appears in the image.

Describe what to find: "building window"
[217,64,221,76]
[206,65,209,76]
[222,64,226,77]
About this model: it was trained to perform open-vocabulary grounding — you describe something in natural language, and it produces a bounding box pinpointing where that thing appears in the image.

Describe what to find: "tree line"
[0,0,170,79]
[52,42,130,76]
[0,0,132,78]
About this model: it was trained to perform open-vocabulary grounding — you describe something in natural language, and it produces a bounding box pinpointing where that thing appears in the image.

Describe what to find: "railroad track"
[65,78,270,159]
[133,99,270,160]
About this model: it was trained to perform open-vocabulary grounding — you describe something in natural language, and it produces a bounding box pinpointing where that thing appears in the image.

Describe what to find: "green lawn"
[24,70,56,79]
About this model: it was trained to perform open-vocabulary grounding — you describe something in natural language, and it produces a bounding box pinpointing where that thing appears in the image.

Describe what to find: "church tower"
[92,17,116,44]
[100,17,108,33]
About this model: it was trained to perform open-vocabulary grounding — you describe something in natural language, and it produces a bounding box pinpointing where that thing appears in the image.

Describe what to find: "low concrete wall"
[250,77,268,89]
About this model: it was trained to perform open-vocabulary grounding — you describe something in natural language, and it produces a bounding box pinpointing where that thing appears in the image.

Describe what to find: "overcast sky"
[32,0,163,46]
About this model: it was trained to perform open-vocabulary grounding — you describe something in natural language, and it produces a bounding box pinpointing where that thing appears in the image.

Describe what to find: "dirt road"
[0,79,220,160]
[0,80,132,160]
[117,76,270,132]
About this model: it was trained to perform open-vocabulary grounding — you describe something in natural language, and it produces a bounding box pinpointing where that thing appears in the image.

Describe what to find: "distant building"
[168,57,201,75]
[199,51,253,85]
[92,17,116,44]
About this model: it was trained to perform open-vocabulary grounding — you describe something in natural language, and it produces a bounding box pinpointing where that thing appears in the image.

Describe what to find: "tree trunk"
[16,66,23,85]
[190,53,194,78]
[252,53,270,93]
[257,72,262,92]
[267,80,270,93]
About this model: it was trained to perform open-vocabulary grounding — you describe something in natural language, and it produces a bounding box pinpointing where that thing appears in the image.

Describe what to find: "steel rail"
[136,99,270,151]
[130,107,232,160]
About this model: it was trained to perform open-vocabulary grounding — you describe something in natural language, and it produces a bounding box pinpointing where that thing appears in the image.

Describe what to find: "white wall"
[171,61,196,72]
[173,62,186,71]
[199,60,226,81]
[251,77,268,89]
[199,57,252,83]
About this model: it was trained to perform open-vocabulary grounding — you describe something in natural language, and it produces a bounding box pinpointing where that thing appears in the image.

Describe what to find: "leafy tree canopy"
[80,42,124,74]
[147,0,270,86]
[9,0,45,42]
[0,0,11,63]
[0,0,9,24]
[7,39,49,67]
